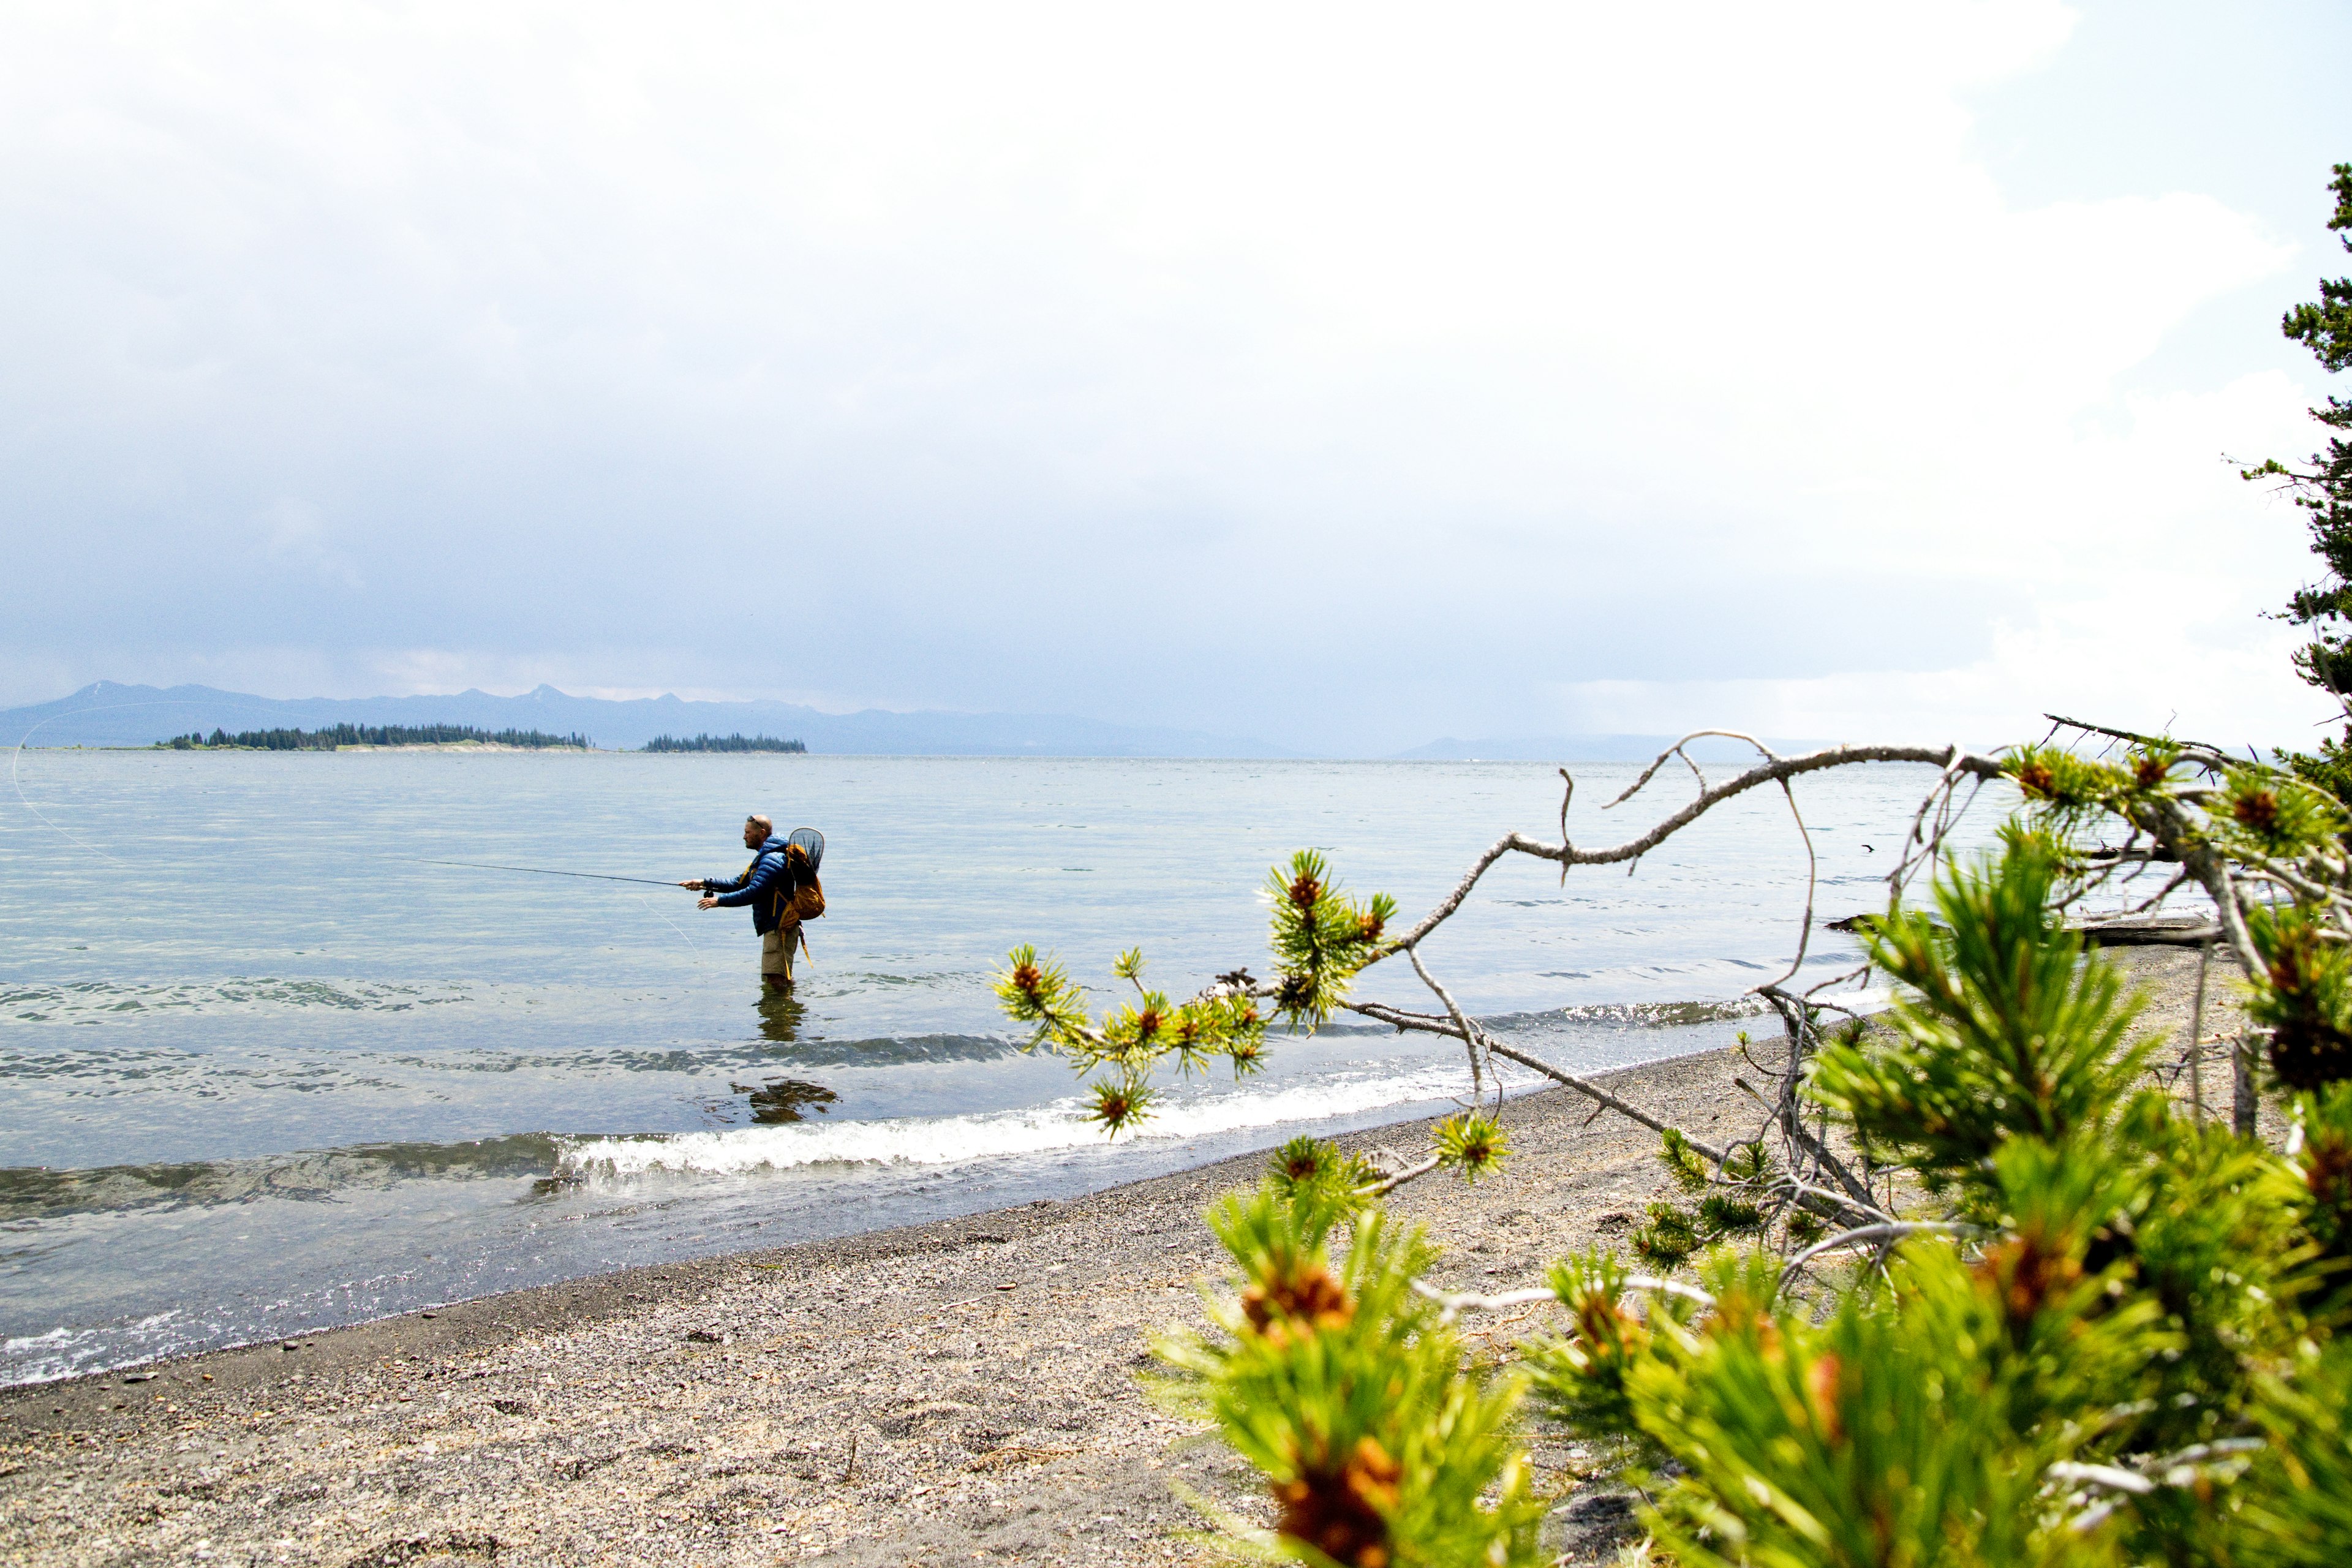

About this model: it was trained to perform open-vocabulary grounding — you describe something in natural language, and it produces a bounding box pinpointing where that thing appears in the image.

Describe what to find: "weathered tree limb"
[1386,744,2007,954]
[1339,998,1732,1166]
[1776,1221,1977,1297]
[1410,1275,1716,1320]
[2073,916,2223,948]
[1602,729,1779,810]
[1358,1153,1444,1197]
[1758,989,1883,1212]
[1483,1039,1730,1166]
[1771,779,1822,988]
[2113,794,2264,984]
[1406,946,1488,1107]
[1772,1174,1891,1225]
[2043,712,2234,769]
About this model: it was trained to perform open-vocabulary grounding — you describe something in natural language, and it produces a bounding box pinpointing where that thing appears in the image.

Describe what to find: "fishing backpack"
[781,827,826,924]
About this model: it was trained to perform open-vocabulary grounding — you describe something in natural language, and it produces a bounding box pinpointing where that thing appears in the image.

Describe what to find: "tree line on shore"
[639,733,807,752]
[160,723,589,750]
[157,725,809,752]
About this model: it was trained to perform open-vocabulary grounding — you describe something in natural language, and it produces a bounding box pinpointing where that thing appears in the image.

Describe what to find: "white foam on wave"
[3,1312,182,1384]
[554,1060,1503,1183]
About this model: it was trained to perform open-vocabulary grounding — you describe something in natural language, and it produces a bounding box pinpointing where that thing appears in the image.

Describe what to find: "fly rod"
[418,858,687,888]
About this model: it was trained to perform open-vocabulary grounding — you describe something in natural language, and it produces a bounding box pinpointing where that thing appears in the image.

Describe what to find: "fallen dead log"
[1825,912,2223,948]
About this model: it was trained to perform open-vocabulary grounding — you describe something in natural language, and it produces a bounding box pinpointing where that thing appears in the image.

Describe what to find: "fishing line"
[413,861,714,965]
[10,728,123,864]
[414,858,688,888]
[629,889,707,965]
[416,861,715,965]
[6,694,311,865]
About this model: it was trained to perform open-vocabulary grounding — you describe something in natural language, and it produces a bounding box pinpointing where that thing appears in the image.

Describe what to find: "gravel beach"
[0,948,2250,1568]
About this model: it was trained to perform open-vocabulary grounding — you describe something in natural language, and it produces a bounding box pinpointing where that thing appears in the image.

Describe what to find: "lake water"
[1,750,1993,1382]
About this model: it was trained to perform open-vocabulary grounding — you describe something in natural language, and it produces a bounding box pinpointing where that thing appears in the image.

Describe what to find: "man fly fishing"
[423,824,823,982]
[681,814,823,990]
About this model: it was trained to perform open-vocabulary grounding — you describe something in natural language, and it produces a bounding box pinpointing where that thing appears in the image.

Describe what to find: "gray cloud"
[1,1,2342,750]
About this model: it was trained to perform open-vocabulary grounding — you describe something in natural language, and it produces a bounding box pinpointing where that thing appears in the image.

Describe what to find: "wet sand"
[0,948,2248,1567]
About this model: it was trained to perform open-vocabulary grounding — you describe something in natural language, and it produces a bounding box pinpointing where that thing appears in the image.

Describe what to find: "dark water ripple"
[0,1135,563,1221]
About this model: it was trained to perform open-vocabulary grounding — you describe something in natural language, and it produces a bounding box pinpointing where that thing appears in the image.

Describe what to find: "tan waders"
[761,919,806,986]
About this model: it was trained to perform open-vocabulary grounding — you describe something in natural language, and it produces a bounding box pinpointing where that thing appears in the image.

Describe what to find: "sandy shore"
[0,948,2250,1568]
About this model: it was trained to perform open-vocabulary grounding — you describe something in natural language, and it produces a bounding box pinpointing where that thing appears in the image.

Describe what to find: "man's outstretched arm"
[708,854,786,908]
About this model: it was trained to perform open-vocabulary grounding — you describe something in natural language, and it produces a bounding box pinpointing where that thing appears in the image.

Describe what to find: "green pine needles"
[1267,1133,1379,1213]
[1142,821,2352,1566]
[995,850,1398,1136]
[1431,1112,1508,1184]
[1628,1128,1776,1266]
[1811,832,2155,1191]
[998,713,2352,1562]
[1154,1175,1544,1568]
[1265,850,1399,1028]
[993,943,1267,1134]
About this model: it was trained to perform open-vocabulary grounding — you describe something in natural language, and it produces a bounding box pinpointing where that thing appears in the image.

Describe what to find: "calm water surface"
[1,751,1997,1381]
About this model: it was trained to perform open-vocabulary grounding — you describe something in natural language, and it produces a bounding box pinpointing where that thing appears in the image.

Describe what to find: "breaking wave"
[552,1059,1515,1183]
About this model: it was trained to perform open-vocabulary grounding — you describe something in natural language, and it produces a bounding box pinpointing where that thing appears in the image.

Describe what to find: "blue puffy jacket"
[705,837,799,935]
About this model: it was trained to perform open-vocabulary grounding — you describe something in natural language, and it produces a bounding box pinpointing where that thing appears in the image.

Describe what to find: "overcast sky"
[3,1,2348,752]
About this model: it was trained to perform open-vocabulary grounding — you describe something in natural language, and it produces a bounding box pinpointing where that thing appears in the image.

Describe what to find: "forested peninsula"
[639,733,807,752]
[160,724,590,750]
[154,726,810,752]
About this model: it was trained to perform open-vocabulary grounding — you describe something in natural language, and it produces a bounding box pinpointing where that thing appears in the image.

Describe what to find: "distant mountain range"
[1,682,1818,762]
[0,682,1299,756]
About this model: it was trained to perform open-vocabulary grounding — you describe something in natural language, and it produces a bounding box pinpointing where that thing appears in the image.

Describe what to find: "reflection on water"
[755,987,806,1044]
[734,1078,838,1123]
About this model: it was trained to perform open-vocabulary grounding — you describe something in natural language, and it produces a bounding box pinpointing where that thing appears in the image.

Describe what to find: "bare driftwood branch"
[2049,1461,2157,1498]
[1776,1221,1977,1297]
[1340,1000,1730,1165]
[1190,722,2291,1311]
[1387,744,2007,954]
[2110,793,2264,985]
[1602,729,1778,810]
[1409,1275,1716,1321]
[2073,915,2223,948]
[1556,769,1573,886]
[1757,989,1883,1212]
[1761,779,1821,990]
[2052,1439,2267,1534]
[1770,1173,1892,1226]
[2043,712,2233,768]
[1407,946,1488,1109]
[1358,1154,1444,1197]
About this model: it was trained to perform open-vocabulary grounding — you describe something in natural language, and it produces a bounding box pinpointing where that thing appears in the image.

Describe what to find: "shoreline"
[0,948,2250,1566]
[29,742,597,753]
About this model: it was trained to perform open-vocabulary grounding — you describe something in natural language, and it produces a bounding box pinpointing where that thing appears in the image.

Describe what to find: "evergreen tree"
[2250,164,2352,802]
[640,733,807,753]
[157,723,588,750]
